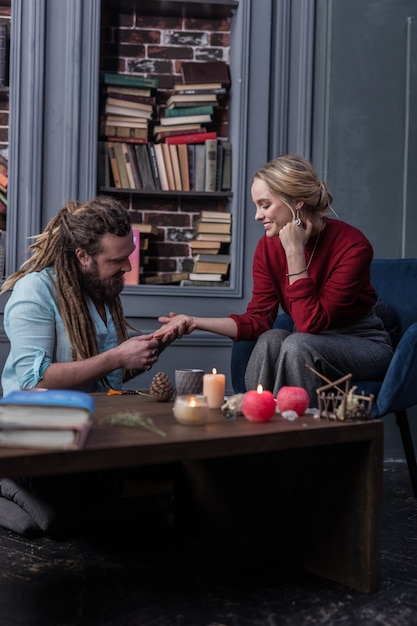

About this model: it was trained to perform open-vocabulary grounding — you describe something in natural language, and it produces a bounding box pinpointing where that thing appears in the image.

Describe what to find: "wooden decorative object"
[306,365,375,421]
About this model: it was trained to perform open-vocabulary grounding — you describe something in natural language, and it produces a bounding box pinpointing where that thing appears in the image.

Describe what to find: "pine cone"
[149,372,175,402]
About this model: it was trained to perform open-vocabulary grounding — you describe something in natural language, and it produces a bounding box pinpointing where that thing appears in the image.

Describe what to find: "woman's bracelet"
[286,267,307,277]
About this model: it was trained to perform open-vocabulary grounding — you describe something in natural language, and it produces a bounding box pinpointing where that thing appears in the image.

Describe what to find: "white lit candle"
[173,395,209,425]
[203,368,226,409]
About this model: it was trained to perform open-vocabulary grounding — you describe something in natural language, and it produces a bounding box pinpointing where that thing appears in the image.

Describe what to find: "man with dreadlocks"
[0,196,185,536]
[1,195,183,396]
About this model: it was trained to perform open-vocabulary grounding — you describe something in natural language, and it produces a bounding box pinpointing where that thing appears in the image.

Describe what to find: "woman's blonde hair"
[253,154,333,215]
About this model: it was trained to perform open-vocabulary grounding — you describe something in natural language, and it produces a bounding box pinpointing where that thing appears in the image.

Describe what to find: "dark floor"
[0,460,416,626]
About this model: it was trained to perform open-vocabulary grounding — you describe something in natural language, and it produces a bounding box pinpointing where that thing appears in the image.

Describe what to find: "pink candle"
[242,384,276,422]
[203,368,226,408]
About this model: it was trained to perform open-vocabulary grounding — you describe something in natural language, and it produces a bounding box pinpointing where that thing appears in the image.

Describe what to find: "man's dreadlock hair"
[1,196,133,361]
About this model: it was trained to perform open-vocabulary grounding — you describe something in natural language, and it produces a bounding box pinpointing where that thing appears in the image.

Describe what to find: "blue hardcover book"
[0,390,95,449]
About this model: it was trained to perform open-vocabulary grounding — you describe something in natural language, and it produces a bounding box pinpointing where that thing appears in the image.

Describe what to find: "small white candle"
[173,395,208,425]
[203,368,226,409]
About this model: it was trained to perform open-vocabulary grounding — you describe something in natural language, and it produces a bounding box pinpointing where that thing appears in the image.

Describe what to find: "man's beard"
[79,261,125,302]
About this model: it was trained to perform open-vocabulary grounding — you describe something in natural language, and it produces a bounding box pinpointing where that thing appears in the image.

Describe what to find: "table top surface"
[0,393,383,477]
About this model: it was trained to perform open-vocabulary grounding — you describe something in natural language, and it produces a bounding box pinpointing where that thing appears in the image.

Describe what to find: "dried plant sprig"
[100,411,166,437]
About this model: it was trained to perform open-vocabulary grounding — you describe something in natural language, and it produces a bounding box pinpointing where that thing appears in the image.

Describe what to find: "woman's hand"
[279,218,313,255]
[154,313,196,342]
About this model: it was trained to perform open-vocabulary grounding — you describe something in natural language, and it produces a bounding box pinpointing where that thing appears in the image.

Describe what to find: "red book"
[124,229,140,285]
[165,131,217,145]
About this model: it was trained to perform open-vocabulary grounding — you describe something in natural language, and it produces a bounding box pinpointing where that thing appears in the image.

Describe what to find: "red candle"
[242,384,276,423]
[276,386,309,416]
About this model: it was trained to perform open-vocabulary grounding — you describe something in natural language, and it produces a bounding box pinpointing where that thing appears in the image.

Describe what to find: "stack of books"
[100,72,158,140]
[0,390,95,449]
[99,72,159,190]
[186,210,232,285]
[150,61,231,193]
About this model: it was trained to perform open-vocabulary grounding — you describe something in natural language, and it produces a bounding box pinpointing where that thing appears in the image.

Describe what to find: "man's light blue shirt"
[2,267,123,395]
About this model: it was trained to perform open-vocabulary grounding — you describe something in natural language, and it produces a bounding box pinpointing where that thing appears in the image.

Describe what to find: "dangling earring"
[294,209,302,226]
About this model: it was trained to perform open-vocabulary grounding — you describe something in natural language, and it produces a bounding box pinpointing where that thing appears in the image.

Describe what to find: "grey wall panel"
[313,0,417,258]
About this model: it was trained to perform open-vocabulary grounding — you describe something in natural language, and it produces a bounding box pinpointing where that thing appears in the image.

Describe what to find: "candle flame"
[256,384,264,394]
[190,398,196,407]
[212,368,217,375]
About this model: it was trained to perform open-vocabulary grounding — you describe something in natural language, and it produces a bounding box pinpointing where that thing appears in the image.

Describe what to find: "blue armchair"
[231,258,417,496]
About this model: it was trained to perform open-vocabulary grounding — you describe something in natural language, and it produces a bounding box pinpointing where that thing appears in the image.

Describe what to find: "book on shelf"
[167,93,218,108]
[105,88,156,105]
[216,142,224,192]
[153,143,170,191]
[121,142,138,189]
[131,223,159,237]
[0,20,9,88]
[113,141,130,189]
[164,105,214,118]
[102,125,148,140]
[101,71,158,90]
[193,254,231,275]
[200,210,231,222]
[144,272,189,285]
[161,142,176,191]
[97,140,111,188]
[0,171,7,190]
[135,144,156,190]
[106,136,148,145]
[104,84,154,99]
[153,123,202,136]
[0,389,95,449]
[194,143,206,191]
[188,272,224,282]
[0,154,7,176]
[105,103,153,120]
[221,141,232,191]
[177,143,190,192]
[193,232,232,243]
[190,240,222,254]
[103,115,148,129]
[106,98,154,115]
[173,82,223,92]
[169,144,182,191]
[147,143,162,191]
[195,220,231,234]
[181,61,230,87]
[204,139,218,192]
[107,141,122,188]
[125,143,143,189]
[124,228,140,285]
[180,279,230,287]
[153,126,207,142]
[173,85,227,96]
[187,144,195,191]
[159,114,212,127]
[165,131,217,145]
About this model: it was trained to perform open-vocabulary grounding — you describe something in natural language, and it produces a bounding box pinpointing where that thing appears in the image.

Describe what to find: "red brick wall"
[100,6,233,279]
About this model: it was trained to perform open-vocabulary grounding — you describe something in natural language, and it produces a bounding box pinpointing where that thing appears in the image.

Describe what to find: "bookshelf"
[98,0,239,289]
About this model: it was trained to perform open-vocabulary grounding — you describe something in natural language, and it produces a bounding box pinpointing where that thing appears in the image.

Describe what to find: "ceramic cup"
[175,369,205,396]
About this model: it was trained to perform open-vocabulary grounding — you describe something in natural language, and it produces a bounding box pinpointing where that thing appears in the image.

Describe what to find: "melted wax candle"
[242,384,276,423]
[203,368,226,408]
[173,395,209,425]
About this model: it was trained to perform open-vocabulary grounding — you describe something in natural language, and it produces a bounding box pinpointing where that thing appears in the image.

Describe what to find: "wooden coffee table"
[0,393,383,593]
